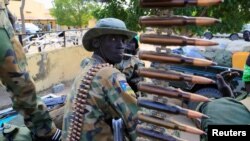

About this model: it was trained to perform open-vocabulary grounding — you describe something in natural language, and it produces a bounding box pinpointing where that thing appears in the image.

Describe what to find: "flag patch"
[119,80,129,91]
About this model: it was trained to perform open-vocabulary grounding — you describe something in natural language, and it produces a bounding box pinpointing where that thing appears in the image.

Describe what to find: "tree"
[92,0,151,31]
[92,0,250,35]
[50,0,96,27]
[174,0,250,35]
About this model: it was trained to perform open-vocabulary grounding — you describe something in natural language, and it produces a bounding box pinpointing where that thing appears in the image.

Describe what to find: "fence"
[17,29,88,53]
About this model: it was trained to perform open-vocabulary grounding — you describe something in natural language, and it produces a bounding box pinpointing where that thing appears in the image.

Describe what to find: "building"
[8,0,56,31]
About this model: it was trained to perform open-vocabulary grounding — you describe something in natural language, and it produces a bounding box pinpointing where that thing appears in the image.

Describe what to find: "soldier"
[63,18,138,141]
[116,35,145,94]
[0,1,61,140]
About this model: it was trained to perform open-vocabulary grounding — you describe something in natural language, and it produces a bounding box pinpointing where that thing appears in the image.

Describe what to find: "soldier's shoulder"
[131,56,145,65]
[0,0,6,9]
[96,66,122,78]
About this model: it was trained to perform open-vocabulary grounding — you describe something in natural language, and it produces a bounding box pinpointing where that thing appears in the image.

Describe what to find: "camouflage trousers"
[0,29,56,138]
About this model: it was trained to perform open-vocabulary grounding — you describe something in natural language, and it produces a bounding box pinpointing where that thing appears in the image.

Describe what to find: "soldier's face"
[100,34,127,64]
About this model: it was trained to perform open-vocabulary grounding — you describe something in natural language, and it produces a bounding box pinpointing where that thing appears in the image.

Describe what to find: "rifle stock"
[139,16,221,27]
[140,34,218,46]
[137,68,215,84]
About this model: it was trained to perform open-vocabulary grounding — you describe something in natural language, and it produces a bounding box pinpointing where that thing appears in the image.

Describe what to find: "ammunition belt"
[66,63,113,141]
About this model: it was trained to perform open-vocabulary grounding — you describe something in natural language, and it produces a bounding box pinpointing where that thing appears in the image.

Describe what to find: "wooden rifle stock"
[138,51,217,67]
[140,34,218,46]
[138,83,211,102]
[140,0,223,8]
[137,68,215,84]
[139,16,221,27]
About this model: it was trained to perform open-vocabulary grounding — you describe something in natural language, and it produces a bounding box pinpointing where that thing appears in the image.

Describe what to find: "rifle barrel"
[140,34,218,46]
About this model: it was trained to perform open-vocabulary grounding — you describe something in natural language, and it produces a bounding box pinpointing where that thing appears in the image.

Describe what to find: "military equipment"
[137,113,206,135]
[137,99,209,119]
[139,16,221,27]
[140,0,223,8]
[138,83,211,102]
[165,64,245,99]
[0,108,17,120]
[140,34,218,46]
[136,125,187,141]
[139,51,217,67]
[67,63,113,141]
[43,95,67,110]
[137,68,215,84]
[112,118,124,141]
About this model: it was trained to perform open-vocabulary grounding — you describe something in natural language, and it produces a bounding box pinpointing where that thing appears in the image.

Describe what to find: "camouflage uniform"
[116,56,145,81]
[0,0,57,139]
[63,56,138,141]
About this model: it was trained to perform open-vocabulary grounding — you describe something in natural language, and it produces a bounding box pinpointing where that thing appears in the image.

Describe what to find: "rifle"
[137,113,206,135]
[139,16,221,27]
[140,34,218,46]
[140,0,223,8]
[137,68,215,84]
[137,83,211,102]
[137,99,208,119]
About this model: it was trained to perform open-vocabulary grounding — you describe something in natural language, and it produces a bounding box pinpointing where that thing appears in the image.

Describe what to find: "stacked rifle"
[136,0,223,140]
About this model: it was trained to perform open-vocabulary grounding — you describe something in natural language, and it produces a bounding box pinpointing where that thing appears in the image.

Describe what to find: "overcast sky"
[36,0,53,9]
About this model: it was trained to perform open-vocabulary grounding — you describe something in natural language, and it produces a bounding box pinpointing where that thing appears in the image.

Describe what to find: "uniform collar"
[92,54,107,64]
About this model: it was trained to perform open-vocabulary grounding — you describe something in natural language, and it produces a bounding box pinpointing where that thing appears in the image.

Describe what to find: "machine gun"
[136,0,223,140]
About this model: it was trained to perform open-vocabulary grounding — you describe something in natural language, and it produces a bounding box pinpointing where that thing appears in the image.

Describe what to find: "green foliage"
[50,0,95,27]
[92,0,250,35]
[174,0,250,35]
[92,0,151,31]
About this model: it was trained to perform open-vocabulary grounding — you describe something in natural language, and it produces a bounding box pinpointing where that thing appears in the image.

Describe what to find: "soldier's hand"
[127,64,144,93]
[216,73,234,98]
[220,70,240,83]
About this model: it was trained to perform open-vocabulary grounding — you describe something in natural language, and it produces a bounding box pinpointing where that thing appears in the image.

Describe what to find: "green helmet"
[82,18,136,51]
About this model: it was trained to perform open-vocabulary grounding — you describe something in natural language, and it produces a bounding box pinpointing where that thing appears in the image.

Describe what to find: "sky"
[35,0,53,9]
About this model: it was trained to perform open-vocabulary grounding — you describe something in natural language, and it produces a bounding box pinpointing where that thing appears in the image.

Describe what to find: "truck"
[150,46,247,109]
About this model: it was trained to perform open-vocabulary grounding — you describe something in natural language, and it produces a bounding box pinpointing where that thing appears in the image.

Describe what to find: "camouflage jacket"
[0,0,14,38]
[116,56,145,80]
[63,55,139,141]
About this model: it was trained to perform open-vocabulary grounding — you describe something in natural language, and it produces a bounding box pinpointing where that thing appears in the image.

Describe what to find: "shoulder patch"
[118,80,134,95]
[119,80,129,91]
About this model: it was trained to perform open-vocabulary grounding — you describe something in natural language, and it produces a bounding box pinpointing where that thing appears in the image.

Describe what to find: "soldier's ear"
[92,38,101,49]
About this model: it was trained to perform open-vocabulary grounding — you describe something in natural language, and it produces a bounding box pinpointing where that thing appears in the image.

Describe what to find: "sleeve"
[103,69,138,141]
[243,54,250,82]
